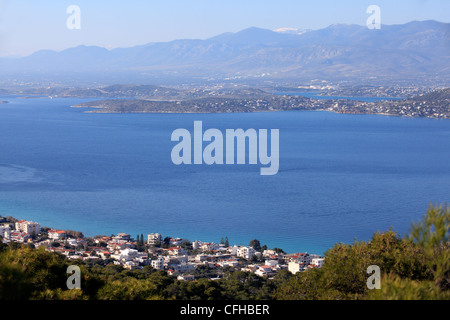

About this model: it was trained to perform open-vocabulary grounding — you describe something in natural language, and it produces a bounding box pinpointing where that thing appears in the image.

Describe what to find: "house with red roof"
[168,246,187,256]
[48,229,67,240]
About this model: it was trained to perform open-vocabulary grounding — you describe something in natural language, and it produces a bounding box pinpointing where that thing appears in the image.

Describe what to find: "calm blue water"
[0,96,449,255]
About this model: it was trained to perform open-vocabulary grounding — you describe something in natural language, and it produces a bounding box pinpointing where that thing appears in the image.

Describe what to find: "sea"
[0,95,449,255]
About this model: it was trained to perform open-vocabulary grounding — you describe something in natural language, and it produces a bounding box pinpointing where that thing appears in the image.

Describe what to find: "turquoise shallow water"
[0,96,449,254]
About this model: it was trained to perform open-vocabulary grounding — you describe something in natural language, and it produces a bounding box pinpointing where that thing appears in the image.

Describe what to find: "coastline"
[1,212,326,258]
[3,86,449,119]
[0,198,329,255]
[74,105,448,120]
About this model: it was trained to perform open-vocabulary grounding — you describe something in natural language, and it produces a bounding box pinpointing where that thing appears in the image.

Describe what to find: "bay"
[0,95,449,254]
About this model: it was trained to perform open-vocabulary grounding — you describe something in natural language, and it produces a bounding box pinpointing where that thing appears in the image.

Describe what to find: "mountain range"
[1,20,449,85]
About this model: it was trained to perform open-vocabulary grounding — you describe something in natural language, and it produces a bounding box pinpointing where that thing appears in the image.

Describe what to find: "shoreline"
[1,212,326,257]
[73,106,448,120]
[0,200,328,255]
[2,90,448,119]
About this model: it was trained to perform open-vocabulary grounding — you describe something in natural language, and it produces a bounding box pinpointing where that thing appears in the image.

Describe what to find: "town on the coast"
[0,216,325,280]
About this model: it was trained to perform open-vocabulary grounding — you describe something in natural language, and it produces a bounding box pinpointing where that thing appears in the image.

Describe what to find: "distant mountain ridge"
[1,20,449,84]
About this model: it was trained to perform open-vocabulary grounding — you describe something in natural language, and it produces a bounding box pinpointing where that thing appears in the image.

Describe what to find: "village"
[0,217,325,281]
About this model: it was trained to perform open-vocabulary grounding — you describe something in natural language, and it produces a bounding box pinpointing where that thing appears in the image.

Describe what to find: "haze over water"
[0,96,449,254]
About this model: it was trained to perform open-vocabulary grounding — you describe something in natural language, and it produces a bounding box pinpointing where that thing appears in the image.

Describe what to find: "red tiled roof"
[48,230,65,234]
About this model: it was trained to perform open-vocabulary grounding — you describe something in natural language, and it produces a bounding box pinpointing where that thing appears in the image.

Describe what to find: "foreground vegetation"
[0,205,448,300]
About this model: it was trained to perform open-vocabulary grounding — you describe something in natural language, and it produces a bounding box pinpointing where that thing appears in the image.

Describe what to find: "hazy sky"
[0,0,449,57]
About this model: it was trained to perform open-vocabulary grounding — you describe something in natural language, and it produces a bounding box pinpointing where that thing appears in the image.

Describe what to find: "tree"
[5,216,18,223]
[135,234,146,252]
[408,204,449,290]
[97,277,164,300]
[162,237,171,248]
[367,204,450,300]
[50,242,60,248]
[274,268,339,300]
[224,236,230,247]
[276,205,449,300]
[0,246,72,299]
[0,241,7,253]
[98,241,107,248]
[180,241,192,252]
[65,230,84,239]
[249,239,261,251]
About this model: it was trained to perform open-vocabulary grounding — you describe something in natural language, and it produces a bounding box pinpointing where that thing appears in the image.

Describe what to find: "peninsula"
[1,84,449,118]
[71,86,450,119]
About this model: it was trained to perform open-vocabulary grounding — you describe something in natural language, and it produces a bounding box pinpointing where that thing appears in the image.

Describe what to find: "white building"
[192,240,200,250]
[168,246,187,256]
[66,238,78,246]
[147,233,162,246]
[48,229,66,240]
[15,220,40,235]
[198,242,220,252]
[311,258,325,268]
[169,237,183,246]
[151,257,164,270]
[195,254,208,262]
[107,240,133,251]
[229,245,239,256]
[288,253,312,265]
[165,255,188,267]
[262,249,276,257]
[288,261,306,274]
[264,260,279,267]
[237,246,256,260]
[124,261,139,270]
[177,274,195,281]
[10,231,30,243]
[112,233,130,241]
[0,225,11,240]
[217,259,239,268]
[118,248,140,261]
[173,262,195,273]
[98,251,111,259]
[255,265,272,277]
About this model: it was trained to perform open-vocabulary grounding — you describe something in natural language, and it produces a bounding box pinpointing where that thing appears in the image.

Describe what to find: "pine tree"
[224,236,229,247]
[249,239,261,251]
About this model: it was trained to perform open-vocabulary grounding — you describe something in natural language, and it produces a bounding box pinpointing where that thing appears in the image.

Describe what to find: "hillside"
[1,21,449,85]
[411,88,450,102]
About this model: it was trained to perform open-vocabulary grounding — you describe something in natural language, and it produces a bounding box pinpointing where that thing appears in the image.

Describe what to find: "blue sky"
[0,0,449,57]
